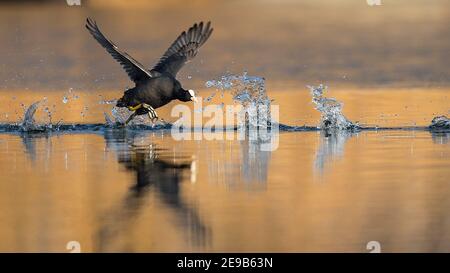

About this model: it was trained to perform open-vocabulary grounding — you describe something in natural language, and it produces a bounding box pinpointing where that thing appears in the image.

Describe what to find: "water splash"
[308,84,360,131]
[110,106,139,124]
[110,106,167,127]
[205,72,271,128]
[104,112,115,126]
[19,101,62,131]
[0,101,168,133]
[21,101,43,131]
[429,115,450,130]
[0,82,446,134]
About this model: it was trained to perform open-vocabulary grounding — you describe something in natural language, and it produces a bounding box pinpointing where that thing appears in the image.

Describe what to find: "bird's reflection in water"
[97,130,209,251]
[314,130,356,176]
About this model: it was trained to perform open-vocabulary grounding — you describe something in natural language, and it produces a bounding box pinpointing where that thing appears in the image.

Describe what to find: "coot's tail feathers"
[85,17,152,83]
[151,21,213,77]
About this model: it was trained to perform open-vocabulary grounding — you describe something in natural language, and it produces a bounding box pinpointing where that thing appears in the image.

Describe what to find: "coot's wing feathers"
[85,18,152,83]
[151,21,213,77]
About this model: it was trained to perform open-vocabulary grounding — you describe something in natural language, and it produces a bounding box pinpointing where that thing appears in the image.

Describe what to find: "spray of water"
[308,84,360,131]
[21,101,43,131]
[19,101,61,132]
[205,72,272,128]
[1,81,448,134]
[110,106,152,125]
[429,116,450,130]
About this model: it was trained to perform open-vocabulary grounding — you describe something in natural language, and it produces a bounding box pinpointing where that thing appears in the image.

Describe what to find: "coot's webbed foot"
[142,103,159,123]
[125,103,159,125]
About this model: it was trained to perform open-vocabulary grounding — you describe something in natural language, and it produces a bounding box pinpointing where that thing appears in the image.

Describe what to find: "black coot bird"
[85,18,213,124]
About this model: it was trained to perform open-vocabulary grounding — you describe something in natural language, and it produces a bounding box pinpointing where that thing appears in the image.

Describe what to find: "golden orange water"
[1,127,450,252]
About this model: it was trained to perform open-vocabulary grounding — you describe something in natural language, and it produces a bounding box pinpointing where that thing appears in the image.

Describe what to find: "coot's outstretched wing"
[151,21,213,77]
[85,18,152,83]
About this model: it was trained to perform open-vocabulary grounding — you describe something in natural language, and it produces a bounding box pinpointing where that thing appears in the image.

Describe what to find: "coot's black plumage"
[85,18,213,123]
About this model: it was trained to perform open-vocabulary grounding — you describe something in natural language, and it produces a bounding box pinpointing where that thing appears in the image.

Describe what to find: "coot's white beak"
[188,89,198,103]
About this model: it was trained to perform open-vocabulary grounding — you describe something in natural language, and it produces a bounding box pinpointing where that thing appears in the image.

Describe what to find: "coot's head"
[179,89,198,103]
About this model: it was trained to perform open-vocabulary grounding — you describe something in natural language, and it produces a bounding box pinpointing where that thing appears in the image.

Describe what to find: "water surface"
[1,128,449,252]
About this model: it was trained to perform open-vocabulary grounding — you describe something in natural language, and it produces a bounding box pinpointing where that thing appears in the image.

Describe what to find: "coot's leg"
[124,103,144,125]
[124,111,138,125]
[128,104,143,111]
